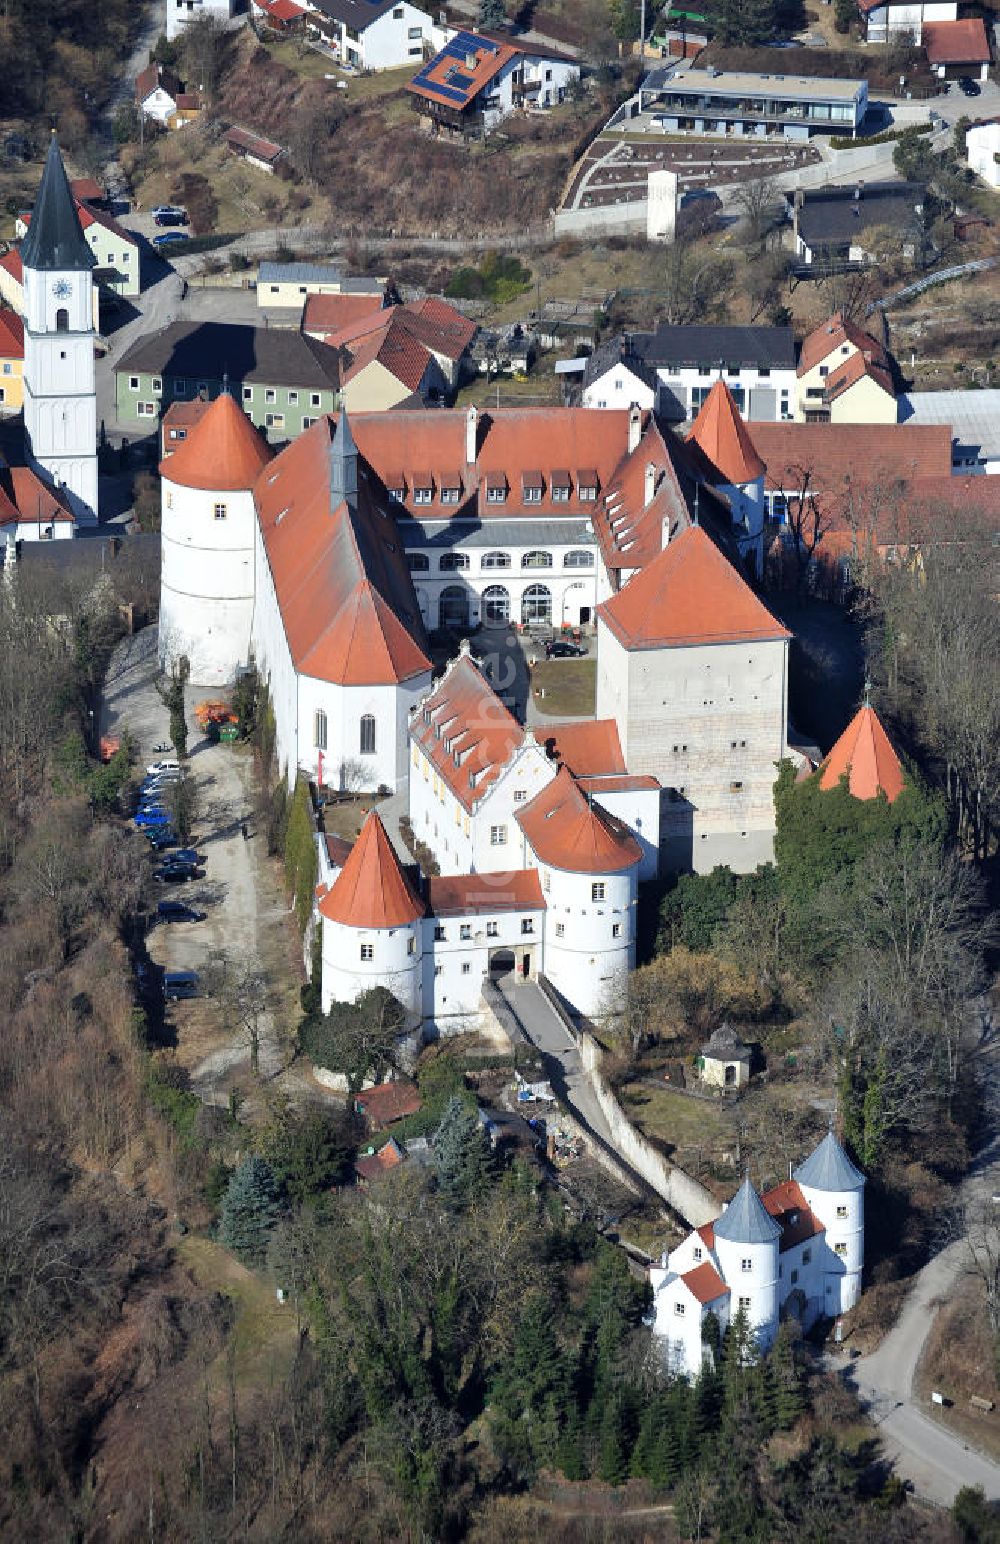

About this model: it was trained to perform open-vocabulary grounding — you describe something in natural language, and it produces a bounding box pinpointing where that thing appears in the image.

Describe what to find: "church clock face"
[52,279,71,297]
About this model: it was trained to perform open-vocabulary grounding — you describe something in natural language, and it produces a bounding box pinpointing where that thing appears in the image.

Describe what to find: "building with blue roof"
[406,30,580,137]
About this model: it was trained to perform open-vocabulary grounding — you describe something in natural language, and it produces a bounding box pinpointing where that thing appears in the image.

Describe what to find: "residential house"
[632,67,867,141]
[0,465,76,541]
[857,0,956,43]
[16,193,140,300]
[225,125,285,174]
[135,62,201,128]
[921,18,991,79]
[967,120,1000,189]
[790,182,925,268]
[167,0,237,41]
[114,320,343,435]
[305,0,439,69]
[257,260,383,310]
[796,313,896,424]
[651,1134,865,1378]
[322,298,478,410]
[407,30,580,136]
[354,1078,423,1128]
[0,311,24,415]
[582,325,797,422]
[354,1138,406,1183]
[253,0,308,30]
[899,388,1000,473]
[301,291,386,336]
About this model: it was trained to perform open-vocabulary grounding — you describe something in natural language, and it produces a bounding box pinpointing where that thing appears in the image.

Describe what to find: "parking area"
[101,627,303,1105]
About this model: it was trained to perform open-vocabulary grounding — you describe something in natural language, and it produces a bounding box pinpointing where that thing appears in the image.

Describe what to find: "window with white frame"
[521,918,533,935]
[612,923,621,938]
[555,923,564,937]
[137,402,156,416]
[265,388,277,404]
[741,1258,752,1272]
[564,549,594,567]
[674,1301,685,1316]
[460,924,472,940]
[461,961,471,974]
[243,386,253,401]
[836,1205,848,1218]
[214,503,227,521]
[591,882,605,902]
[359,714,376,755]
[693,1246,702,1261]
[490,825,507,846]
[434,924,446,941]
[360,943,373,960]
[152,377,162,395]
[407,937,416,955]
[311,393,321,407]
[314,710,327,750]
[288,390,299,404]
[129,376,139,390]
[834,1242,847,1256]
[739,1296,751,1309]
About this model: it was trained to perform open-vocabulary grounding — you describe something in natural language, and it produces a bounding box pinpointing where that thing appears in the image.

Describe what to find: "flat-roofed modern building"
[629,67,868,141]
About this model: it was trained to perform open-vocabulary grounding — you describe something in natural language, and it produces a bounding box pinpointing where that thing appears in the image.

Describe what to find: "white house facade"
[651,1133,866,1379]
[167,0,237,41]
[582,327,797,424]
[306,0,440,69]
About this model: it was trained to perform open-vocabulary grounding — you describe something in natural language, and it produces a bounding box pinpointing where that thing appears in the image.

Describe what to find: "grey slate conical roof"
[793,1130,865,1192]
[713,1175,781,1245]
[21,135,95,273]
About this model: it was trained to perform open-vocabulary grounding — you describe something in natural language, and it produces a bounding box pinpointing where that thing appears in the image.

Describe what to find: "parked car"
[163,969,200,1000]
[147,760,180,776]
[173,848,202,866]
[152,205,186,220]
[146,828,177,851]
[135,809,171,828]
[156,901,206,924]
[959,76,981,96]
[154,210,188,227]
[153,231,190,248]
[544,640,587,659]
[155,861,198,883]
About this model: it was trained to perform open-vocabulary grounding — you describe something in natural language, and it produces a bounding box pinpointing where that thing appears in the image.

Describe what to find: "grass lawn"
[455,371,562,410]
[320,794,386,843]
[530,657,596,717]
[265,39,416,102]
[177,1234,301,1384]
[619,1080,732,1164]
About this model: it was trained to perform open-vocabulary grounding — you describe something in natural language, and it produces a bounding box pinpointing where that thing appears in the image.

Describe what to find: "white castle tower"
[319,811,425,1022]
[21,135,98,526]
[794,1130,866,1318]
[711,1175,781,1354]
[686,378,766,580]
[158,391,273,686]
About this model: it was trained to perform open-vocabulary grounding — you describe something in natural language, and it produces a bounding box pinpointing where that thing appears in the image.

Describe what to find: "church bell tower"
[21,135,98,526]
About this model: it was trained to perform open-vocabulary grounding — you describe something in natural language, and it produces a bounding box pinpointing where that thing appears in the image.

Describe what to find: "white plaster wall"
[968,124,1000,188]
[538,860,636,1018]
[160,480,256,686]
[578,784,660,881]
[404,537,600,630]
[650,1274,715,1376]
[595,622,631,760]
[653,363,796,423]
[251,529,300,781]
[360,2,435,69]
[712,1232,780,1353]
[298,673,429,796]
[799,1181,864,1315]
[582,363,656,411]
[9,519,74,542]
[23,265,97,522]
[423,901,544,1030]
[470,740,556,874]
[321,913,422,1018]
[410,736,475,874]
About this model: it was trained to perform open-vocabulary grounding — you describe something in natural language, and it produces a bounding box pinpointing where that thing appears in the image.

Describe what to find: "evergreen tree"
[720,1302,759,1413]
[477,0,506,28]
[703,0,776,46]
[219,1155,283,1266]
[597,1392,631,1485]
[769,1323,806,1428]
[692,1361,722,1445]
[433,1095,492,1206]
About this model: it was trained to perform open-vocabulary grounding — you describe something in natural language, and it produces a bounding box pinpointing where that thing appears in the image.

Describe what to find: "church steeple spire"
[21,135,95,273]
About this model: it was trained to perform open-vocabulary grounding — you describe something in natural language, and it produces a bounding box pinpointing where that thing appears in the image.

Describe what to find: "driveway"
[101,626,294,1100]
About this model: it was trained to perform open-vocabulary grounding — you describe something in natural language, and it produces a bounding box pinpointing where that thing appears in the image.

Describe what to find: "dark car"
[155,861,198,883]
[173,848,201,866]
[545,640,587,659]
[959,76,981,96]
[146,827,177,850]
[153,231,190,248]
[156,900,206,923]
[135,808,171,828]
[164,970,200,1000]
[154,209,188,227]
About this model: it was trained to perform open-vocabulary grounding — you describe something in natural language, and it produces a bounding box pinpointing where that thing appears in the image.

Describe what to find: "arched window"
[439,552,469,571]
[522,550,552,569]
[439,585,469,630]
[481,551,510,570]
[482,585,510,625]
[521,584,551,625]
[564,549,595,568]
[314,709,327,751]
[55,308,69,332]
[359,714,376,755]
[406,552,429,572]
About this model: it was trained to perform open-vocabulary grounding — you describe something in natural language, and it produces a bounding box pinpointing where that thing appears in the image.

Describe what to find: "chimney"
[644,461,657,508]
[465,403,478,466]
[466,50,477,69]
[628,403,642,454]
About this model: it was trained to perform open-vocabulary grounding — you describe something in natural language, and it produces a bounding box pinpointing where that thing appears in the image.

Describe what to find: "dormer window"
[413,473,433,505]
[387,473,406,501]
[551,469,571,502]
[485,474,507,504]
[440,473,462,505]
[522,470,543,503]
[577,470,598,501]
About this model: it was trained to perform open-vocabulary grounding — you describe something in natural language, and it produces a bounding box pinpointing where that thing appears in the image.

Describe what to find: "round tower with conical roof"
[686,378,766,579]
[793,1130,865,1317]
[711,1174,781,1353]
[158,392,273,686]
[319,811,425,1022]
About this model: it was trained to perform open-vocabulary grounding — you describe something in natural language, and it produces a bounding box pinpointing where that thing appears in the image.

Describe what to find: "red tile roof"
[576,773,661,794]
[824,348,895,405]
[412,653,524,813]
[0,248,23,283]
[818,703,905,803]
[319,811,425,928]
[687,378,765,485]
[226,125,283,164]
[761,1179,825,1253]
[255,0,307,20]
[797,312,887,378]
[0,466,74,527]
[922,17,990,64]
[355,1081,422,1128]
[0,310,24,359]
[532,719,626,777]
[400,296,478,361]
[355,1138,405,1181]
[324,832,354,869]
[161,397,211,456]
[427,868,545,916]
[407,34,518,112]
[598,525,790,650]
[70,176,104,203]
[517,765,641,874]
[697,1221,715,1249]
[302,291,385,338]
[343,312,433,395]
[682,1261,730,1304]
[254,417,430,686]
[160,391,274,490]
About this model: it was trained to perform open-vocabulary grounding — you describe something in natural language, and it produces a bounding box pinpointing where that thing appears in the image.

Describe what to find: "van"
[163,970,200,1001]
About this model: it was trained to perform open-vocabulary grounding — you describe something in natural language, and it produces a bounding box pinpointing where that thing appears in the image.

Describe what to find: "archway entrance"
[439,585,469,630]
[521,583,551,626]
[482,585,510,626]
[488,947,515,978]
